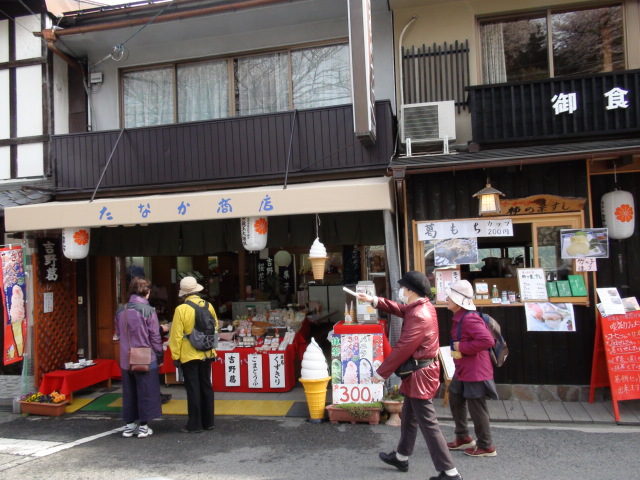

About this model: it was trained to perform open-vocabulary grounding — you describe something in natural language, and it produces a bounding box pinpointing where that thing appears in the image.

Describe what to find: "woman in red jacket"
[446,280,498,457]
[359,271,462,480]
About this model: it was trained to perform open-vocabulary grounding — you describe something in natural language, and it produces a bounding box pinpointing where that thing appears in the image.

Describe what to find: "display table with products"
[39,359,121,402]
[211,344,297,392]
[161,344,297,392]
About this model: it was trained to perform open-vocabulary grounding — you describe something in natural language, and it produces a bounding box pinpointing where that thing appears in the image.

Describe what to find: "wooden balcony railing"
[52,101,394,196]
[467,70,640,145]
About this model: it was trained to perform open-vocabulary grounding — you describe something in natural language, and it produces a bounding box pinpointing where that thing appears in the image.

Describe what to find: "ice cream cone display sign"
[300,377,331,422]
[1,246,27,366]
[300,338,331,422]
[308,237,327,280]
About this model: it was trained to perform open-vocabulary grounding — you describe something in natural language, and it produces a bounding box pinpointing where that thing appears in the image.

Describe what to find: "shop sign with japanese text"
[37,237,61,283]
[416,219,513,241]
[499,195,585,217]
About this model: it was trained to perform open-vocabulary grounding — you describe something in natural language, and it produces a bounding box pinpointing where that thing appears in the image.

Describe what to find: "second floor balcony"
[467,69,640,147]
[52,101,394,198]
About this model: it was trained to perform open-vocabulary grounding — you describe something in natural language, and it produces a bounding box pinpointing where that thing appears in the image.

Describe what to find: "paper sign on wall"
[435,269,461,302]
[575,258,597,271]
[517,268,548,301]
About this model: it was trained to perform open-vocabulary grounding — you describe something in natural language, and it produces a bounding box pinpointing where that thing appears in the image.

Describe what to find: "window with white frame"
[122,43,350,128]
[479,4,624,84]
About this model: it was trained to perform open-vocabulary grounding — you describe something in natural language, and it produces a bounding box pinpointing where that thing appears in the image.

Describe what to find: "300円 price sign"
[332,383,383,404]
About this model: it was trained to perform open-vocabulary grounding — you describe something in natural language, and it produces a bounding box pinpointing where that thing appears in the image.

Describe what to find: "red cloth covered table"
[39,359,121,401]
[333,320,392,356]
[211,344,296,392]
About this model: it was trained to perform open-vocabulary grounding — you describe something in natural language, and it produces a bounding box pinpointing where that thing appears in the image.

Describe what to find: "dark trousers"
[181,358,214,431]
[449,389,493,448]
[397,396,456,472]
[121,364,162,424]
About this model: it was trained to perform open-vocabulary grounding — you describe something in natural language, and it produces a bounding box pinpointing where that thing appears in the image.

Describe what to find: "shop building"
[2,0,402,384]
[389,0,640,399]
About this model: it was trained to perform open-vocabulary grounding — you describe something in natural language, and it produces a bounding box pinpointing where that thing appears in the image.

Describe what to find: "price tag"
[575,258,597,271]
[332,384,383,404]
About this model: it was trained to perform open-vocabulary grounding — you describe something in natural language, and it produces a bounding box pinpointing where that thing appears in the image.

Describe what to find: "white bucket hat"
[446,280,476,311]
[179,276,204,297]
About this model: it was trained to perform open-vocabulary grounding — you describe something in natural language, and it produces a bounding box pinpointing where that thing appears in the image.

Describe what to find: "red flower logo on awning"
[73,229,90,245]
[615,204,634,223]
[254,218,268,235]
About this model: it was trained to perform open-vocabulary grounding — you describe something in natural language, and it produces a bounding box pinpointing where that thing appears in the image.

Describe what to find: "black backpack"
[458,311,509,367]
[185,300,218,351]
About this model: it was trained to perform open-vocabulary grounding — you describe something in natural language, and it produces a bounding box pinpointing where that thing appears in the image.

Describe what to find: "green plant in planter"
[335,402,383,419]
[382,385,404,402]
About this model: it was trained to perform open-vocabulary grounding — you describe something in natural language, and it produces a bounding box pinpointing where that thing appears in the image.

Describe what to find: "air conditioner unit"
[401,100,456,155]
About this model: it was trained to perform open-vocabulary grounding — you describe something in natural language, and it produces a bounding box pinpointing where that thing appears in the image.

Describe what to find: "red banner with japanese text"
[2,246,27,365]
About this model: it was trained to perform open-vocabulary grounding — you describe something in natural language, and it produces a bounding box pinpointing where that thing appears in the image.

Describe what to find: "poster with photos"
[596,288,625,316]
[525,302,576,332]
[330,333,384,404]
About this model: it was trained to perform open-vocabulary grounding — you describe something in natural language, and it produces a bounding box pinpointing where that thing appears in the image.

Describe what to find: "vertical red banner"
[2,246,27,365]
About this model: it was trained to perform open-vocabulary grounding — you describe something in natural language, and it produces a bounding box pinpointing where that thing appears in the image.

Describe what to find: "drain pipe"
[398,15,417,138]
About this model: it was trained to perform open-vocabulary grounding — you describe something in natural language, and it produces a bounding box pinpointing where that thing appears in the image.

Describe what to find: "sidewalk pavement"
[2,374,639,425]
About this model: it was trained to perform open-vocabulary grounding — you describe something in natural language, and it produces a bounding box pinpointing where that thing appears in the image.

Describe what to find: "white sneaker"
[137,425,153,438]
[122,423,138,438]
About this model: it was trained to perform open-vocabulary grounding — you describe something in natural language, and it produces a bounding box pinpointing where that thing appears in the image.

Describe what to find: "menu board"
[517,268,548,301]
[590,310,640,422]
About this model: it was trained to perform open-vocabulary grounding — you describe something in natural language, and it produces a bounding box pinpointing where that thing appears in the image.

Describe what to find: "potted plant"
[326,402,383,425]
[381,385,404,426]
[19,391,68,416]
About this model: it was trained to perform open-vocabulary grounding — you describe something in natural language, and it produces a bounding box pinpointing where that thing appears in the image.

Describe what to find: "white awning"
[4,177,394,232]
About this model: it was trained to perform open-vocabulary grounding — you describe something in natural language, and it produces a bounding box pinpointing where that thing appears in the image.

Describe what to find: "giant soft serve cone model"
[299,338,330,422]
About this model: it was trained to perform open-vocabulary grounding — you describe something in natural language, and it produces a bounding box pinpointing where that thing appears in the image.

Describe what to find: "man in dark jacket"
[358,271,462,480]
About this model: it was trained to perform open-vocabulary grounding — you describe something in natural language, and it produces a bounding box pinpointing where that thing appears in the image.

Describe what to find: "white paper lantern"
[241,217,268,251]
[274,250,292,268]
[601,190,635,240]
[62,227,91,259]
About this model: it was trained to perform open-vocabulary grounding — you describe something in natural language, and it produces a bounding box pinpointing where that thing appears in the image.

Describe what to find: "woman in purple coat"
[359,271,462,480]
[114,277,164,438]
[445,280,498,457]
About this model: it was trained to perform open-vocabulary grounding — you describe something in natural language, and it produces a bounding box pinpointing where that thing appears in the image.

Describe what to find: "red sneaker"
[464,445,497,457]
[447,436,476,450]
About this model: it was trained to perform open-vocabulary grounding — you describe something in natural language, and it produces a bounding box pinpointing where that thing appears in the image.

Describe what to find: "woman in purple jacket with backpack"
[446,280,498,457]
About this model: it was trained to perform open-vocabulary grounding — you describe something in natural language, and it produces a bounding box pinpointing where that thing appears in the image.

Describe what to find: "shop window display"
[418,212,588,307]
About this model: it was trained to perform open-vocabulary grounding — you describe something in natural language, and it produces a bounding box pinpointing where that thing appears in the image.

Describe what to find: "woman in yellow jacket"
[169,276,218,433]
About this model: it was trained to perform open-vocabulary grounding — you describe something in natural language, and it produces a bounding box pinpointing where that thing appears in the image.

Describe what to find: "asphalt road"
[1,412,638,479]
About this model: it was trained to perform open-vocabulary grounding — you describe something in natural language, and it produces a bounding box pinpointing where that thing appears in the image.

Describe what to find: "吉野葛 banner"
[2,246,27,365]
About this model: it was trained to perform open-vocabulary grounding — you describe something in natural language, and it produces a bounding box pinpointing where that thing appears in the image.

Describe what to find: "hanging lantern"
[62,227,90,259]
[473,181,505,216]
[601,190,635,240]
[274,250,292,268]
[241,217,268,251]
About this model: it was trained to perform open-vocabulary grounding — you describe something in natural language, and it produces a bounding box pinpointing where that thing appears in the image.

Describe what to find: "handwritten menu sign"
[435,269,461,303]
[575,258,597,272]
[590,310,640,422]
[417,218,513,241]
[517,268,549,301]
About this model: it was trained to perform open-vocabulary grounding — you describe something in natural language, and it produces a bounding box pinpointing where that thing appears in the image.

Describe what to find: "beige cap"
[179,276,203,297]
